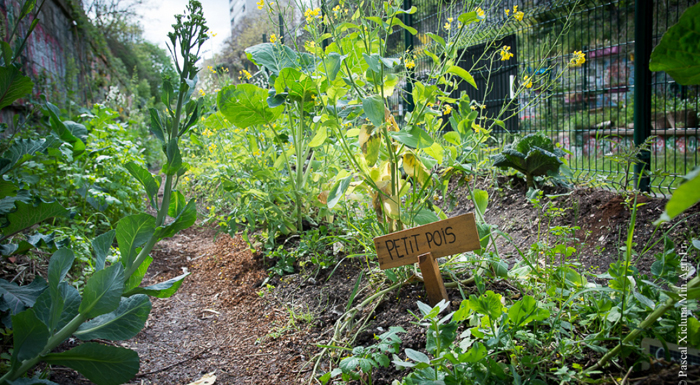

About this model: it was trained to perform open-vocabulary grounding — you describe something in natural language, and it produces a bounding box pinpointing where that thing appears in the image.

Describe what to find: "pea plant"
[0,1,206,384]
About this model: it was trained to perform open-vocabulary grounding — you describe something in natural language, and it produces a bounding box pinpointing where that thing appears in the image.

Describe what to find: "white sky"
[139,0,231,60]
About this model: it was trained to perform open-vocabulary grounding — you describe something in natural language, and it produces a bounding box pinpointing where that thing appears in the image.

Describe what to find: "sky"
[139,0,231,60]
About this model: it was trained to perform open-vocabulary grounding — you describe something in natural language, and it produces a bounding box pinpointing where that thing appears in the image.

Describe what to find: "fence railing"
[387,0,699,196]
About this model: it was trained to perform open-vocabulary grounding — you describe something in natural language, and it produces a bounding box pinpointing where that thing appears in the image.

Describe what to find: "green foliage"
[649,2,700,85]
[0,1,207,384]
[492,133,566,189]
[656,167,700,223]
[328,326,405,383]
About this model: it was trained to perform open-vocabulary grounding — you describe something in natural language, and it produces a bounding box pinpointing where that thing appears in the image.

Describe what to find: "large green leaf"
[42,343,139,385]
[217,84,284,128]
[11,309,49,365]
[156,198,196,239]
[412,208,440,225]
[446,66,477,90]
[79,263,124,319]
[492,133,564,179]
[327,175,352,209]
[458,341,487,363]
[125,162,159,209]
[390,126,434,149]
[48,248,74,291]
[467,290,503,320]
[1,200,67,239]
[116,213,155,271]
[92,230,116,271]
[0,276,47,315]
[473,189,489,216]
[362,95,385,127]
[37,248,75,332]
[245,43,299,76]
[34,281,80,334]
[0,138,56,175]
[526,147,564,177]
[507,295,549,326]
[124,256,152,292]
[274,67,317,102]
[657,168,700,223]
[649,3,700,85]
[324,52,347,81]
[44,103,86,157]
[162,139,182,176]
[75,294,151,341]
[124,272,189,298]
[167,190,187,218]
[0,65,33,110]
[308,125,327,148]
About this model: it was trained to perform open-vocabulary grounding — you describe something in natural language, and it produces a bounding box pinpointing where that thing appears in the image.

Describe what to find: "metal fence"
[387,0,700,195]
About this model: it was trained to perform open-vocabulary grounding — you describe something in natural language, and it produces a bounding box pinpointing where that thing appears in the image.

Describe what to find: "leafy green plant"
[649,2,700,85]
[321,326,405,384]
[492,132,566,189]
[0,2,207,383]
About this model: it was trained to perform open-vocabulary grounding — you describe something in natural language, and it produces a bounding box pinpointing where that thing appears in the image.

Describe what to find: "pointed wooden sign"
[373,213,481,305]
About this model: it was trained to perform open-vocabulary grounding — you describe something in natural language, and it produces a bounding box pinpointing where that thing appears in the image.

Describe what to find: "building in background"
[229,0,258,30]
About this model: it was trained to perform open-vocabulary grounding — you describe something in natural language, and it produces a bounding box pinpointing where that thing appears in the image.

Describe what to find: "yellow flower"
[239,69,252,80]
[514,11,524,21]
[270,34,277,43]
[472,123,487,134]
[570,50,586,67]
[505,9,510,15]
[523,75,533,88]
[448,17,453,23]
[305,40,316,52]
[257,0,264,10]
[476,7,485,19]
[500,46,514,61]
[304,7,321,23]
[470,105,477,110]
[514,5,518,12]
[405,59,416,69]
[443,105,452,115]
[198,89,206,96]
[444,22,451,31]
[207,65,216,73]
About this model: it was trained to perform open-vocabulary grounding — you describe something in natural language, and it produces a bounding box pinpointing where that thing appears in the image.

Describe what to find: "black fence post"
[278,13,285,45]
[633,0,652,192]
[404,0,414,114]
[321,0,329,49]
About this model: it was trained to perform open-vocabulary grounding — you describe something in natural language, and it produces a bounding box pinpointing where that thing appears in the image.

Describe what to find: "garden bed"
[43,176,700,384]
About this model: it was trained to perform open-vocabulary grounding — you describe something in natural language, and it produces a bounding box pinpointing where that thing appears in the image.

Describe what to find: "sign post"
[373,213,480,305]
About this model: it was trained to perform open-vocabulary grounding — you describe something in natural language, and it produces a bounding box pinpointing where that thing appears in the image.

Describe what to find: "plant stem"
[585,275,699,373]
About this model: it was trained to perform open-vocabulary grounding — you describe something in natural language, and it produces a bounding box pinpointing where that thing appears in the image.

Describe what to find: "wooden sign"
[373,213,480,270]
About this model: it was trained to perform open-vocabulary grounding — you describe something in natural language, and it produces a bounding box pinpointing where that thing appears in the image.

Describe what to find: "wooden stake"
[418,252,448,306]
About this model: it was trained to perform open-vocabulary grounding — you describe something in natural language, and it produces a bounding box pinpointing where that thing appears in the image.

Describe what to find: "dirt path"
[127,227,317,384]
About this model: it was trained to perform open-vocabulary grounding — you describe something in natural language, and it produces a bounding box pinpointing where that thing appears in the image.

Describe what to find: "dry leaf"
[187,372,216,385]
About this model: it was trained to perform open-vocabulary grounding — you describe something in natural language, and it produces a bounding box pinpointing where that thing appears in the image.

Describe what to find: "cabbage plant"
[491,133,566,189]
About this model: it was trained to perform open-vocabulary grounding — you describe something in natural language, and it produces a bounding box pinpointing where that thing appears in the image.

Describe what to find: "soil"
[5,176,700,384]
